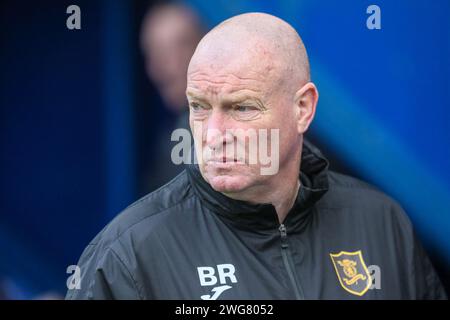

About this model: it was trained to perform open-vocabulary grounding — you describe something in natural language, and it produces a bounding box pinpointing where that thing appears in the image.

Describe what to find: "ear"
[293,82,319,134]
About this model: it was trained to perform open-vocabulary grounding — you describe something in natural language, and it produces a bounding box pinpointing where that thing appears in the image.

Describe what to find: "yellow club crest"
[330,250,371,296]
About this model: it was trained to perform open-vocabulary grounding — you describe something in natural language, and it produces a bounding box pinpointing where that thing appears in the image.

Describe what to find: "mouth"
[206,157,245,165]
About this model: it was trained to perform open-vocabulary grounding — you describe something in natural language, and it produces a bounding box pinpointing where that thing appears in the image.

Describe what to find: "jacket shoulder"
[91,170,194,248]
[322,172,447,299]
[325,170,403,208]
[321,171,411,226]
[66,170,195,299]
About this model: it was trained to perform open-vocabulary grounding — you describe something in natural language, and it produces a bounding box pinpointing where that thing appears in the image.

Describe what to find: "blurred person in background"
[140,1,206,192]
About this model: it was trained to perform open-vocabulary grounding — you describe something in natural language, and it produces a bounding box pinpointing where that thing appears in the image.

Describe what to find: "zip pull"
[279,224,288,248]
[279,224,287,237]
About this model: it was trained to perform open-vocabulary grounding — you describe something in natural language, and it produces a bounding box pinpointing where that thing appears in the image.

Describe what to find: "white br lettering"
[197,263,238,300]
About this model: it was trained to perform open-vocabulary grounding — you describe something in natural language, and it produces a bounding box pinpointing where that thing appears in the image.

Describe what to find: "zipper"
[279,223,304,299]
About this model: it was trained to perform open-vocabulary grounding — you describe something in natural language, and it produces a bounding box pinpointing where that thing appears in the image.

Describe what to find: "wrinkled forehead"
[187,40,282,97]
[186,77,265,104]
[188,65,272,94]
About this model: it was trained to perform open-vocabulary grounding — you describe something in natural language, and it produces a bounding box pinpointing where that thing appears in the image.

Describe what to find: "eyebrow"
[186,89,262,105]
[186,90,204,100]
[186,91,212,108]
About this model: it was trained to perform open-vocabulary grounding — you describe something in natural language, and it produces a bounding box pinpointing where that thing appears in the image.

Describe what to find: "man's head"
[187,13,318,202]
[141,3,204,113]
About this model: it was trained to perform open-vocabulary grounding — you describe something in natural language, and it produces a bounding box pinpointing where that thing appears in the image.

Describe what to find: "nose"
[205,109,233,151]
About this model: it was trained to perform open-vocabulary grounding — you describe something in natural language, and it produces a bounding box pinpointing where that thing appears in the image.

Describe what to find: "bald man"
[66,13,446,300]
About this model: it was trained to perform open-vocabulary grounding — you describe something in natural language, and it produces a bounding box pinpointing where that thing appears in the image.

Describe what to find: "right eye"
[190,102,204,111]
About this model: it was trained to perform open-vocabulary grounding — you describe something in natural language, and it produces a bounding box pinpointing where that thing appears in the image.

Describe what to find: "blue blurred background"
[0,0,449,298]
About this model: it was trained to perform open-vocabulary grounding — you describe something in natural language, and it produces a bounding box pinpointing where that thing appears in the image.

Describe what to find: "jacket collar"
[186,139,329,232]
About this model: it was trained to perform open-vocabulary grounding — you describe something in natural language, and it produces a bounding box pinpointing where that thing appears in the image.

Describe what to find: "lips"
[206,157,244,164]
[208,158,237,163]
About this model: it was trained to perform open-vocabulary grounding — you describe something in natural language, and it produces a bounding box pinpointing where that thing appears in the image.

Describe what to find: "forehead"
[186,30,286,100]
[187,58,278,99]
[187,72,263,96]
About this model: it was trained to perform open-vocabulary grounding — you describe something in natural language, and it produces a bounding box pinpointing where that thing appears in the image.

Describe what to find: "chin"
[207,174,252,193]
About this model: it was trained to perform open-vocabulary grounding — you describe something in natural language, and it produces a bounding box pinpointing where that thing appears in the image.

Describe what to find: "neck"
[223,154,302,224]
[272,178,301,223]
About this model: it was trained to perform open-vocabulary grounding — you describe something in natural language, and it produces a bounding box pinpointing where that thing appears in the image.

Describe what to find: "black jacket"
[66,141,447,299]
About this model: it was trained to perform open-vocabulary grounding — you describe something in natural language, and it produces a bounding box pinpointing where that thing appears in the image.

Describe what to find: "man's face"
[187,57,300,195]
